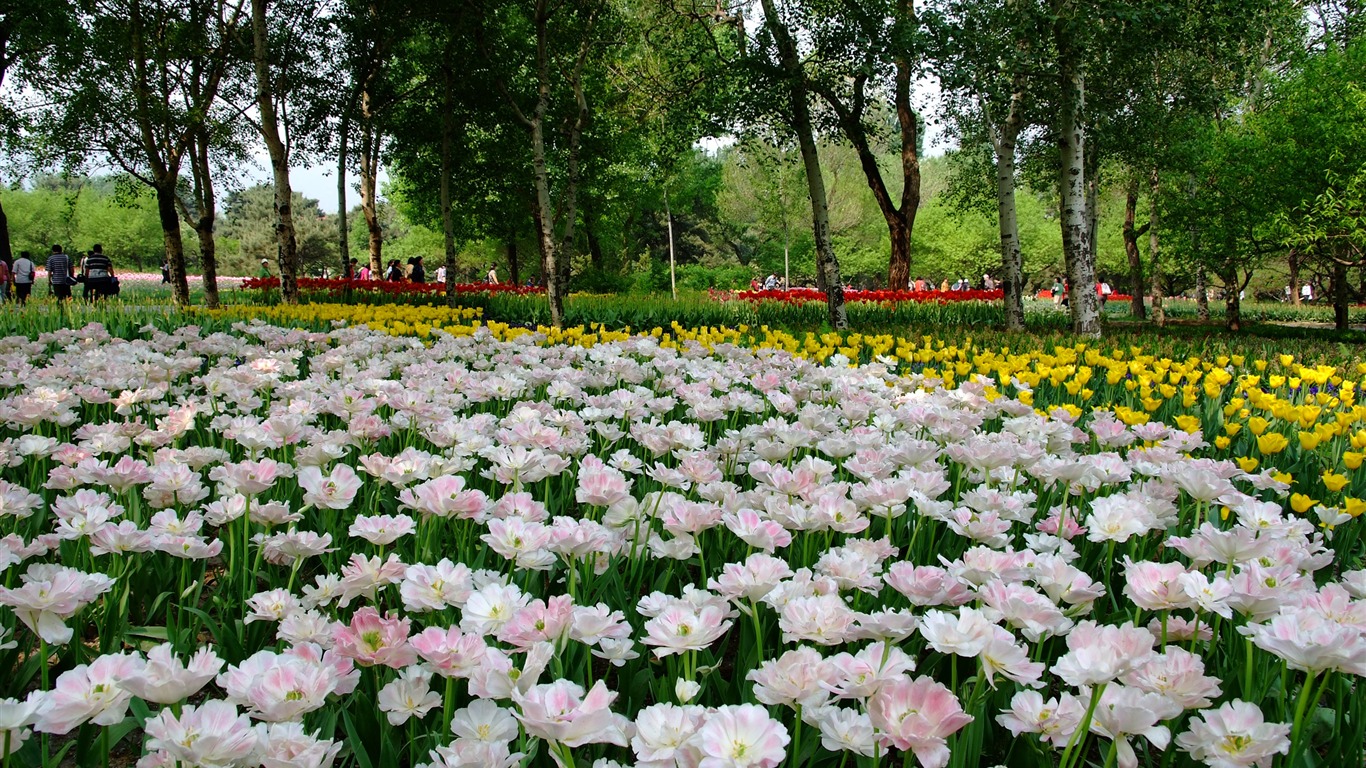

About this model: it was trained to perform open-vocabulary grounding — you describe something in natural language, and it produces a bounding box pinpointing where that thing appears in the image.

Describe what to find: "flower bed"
[0,313,1362,767]
[715,287,1005,304]
[240,277,546,296]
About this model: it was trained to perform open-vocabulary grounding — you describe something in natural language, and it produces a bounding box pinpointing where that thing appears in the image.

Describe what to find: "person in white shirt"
[1301,283,1314,302]
[486,265,499,284]
[11,251,35,305]
[436,265,447,284]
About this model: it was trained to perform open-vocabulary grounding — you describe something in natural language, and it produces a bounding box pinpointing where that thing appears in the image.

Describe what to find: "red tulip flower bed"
[715,287,1005,304]
[241,277,545,297]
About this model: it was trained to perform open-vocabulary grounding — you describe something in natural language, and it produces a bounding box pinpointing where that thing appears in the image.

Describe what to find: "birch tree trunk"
[990,90,1025,332]
[1055,17,1098,335]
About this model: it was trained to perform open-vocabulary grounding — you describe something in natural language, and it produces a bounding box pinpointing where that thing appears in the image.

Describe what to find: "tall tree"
[248,0,332,303]
[36,0,245,307]
[757,0,846,327]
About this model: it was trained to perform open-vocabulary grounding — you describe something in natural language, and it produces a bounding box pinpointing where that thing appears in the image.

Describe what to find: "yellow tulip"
[1298,432,1322,451]
[1273,471,1293,485]
[1290,493,1318,514]
[1345,497,1366,517]
[1175,415,1201,434]
[1345,451,1365,470]
[1248,417,1269,436]
[1235,457,1259,473]
[1280,354,1294,367]
[1214,436,1231,450]
[1257,433,1289,454]
[1224,423,1242,437]
[1322,470,1350,492]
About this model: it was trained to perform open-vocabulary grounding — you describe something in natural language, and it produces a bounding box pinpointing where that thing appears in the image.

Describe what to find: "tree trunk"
[887,55,920,292]
[0,195,12,268]
[155,181,191,306]
[1196,266,1209,320]
[507,239,519,287]
[359,112,383,275]
[1224,268,1241,332]
[441,65,457,307]
[1335,258,1349,331]
[251,0,300,303]
[763,0,845,329]
[990,116,1024,332]
[1148,169,1163,326]
[1289,249,1301,305]
[1121,177,1146,320]
[530,116,566,327]
[1055,17,1098,335]
[338,114,350,280]
[188,132,220,309]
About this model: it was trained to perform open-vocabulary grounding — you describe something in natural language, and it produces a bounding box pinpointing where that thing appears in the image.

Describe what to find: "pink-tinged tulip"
[144,699,259,768]
[996,690,1085,748]
[208,458,293,495]
[1123,647,1222,710]
[576,455,632,507]
[122,643,223,705]
[868,676,973,768]
[631,703,707,765]
[400,559,474,613]
[298,463,362,510]
[410,626,488,678]
[332,607,417,668]
[747,646,837,709]
[1088,686,1181,768]
[218,645,356,722]
[884,563,974,607]
[643,603,733,657]
[34,652,143,734]
[1053,621,1156,688]
[0,563,116,644]
[450,699,520,744]
[398,475,489,520]
[1122,559,1196,612]
[1241,607,1366,675]
[378,666,442,726]
[255,721,344,768]
[0,694,42,757]
[498,595,575,650]
[512,679,632,749]
[689,703,790,768]
[808,704,877,757]
[1175,699,1290,768]
[347,513,416,546]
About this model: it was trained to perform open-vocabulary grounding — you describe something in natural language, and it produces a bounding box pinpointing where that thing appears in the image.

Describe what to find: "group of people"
[1049,277,1115,308]
[0,245,118,305]
[911,275,996,292]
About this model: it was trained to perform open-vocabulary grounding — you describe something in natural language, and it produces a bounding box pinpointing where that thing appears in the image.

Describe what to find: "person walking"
[435,263,447,284]
[0,257,9,304]
[386,259,404,281]
[81,245,115,302]
[409,256,426,283]
[486,264,499,284]
[46,245,74,303]
[12,252,34,305]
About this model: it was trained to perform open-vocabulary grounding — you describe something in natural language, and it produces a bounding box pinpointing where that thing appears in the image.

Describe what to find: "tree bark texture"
[155,182,191,306]
[989,91,1025,332]
[251,0,300,303]
[441,64,458,307]
[338,113,350,280]
[1121,177,1146,321]
[1335,258,1349,331]
[1196,266,1209,320]
[360,88,383,274]
[1149,169,1164,326]
[1224,268,1241,331]
[763,0,846,329]
[1054,14,1099,335]
[1289,249,1301,305]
